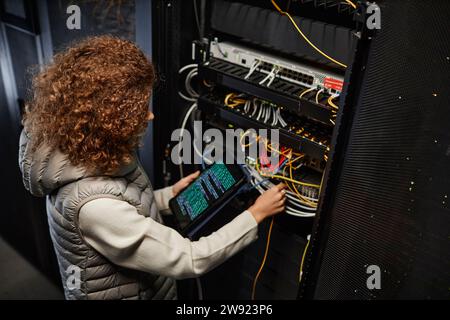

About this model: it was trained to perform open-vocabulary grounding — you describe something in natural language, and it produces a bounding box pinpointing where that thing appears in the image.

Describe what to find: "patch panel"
[199,59,336,125]
[198,91,331,161]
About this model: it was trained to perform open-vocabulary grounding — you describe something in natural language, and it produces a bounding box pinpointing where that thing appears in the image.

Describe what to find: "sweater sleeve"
[153,186,174,212]
[78,198,258,279]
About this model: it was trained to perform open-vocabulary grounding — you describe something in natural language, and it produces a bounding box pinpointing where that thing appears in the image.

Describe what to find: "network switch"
[210,41,345,95]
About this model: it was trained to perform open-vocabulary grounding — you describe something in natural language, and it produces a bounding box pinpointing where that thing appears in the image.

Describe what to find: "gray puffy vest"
[18,130,177,300]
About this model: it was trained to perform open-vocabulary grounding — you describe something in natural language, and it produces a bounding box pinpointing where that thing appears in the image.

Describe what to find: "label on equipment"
[324,77,344,91]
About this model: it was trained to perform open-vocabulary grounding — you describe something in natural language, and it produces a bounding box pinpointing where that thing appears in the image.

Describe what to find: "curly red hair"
[24,36,155,174]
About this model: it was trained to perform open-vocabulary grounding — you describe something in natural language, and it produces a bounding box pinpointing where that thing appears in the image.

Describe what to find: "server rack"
[152,0,450,300]
[301,0,450,299]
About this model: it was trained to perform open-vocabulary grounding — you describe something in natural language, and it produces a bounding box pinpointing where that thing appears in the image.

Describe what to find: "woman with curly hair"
[19,36,285,300]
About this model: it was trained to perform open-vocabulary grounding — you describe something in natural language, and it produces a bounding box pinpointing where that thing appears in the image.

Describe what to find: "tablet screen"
[170,163,245,232]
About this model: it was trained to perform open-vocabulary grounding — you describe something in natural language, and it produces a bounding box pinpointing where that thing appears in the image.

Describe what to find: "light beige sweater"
[79,186,258,279]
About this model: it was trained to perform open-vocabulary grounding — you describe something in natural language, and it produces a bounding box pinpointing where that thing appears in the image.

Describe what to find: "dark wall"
[0,18,61,284]
[0,0,142,288]
[47,0,135,53]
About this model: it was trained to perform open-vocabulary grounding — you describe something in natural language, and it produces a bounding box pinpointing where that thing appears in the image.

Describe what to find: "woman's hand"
[172,171,201,196]
[248,183,286,224]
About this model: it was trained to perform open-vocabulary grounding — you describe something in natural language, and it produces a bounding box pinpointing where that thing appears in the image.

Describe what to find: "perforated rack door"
[302,0,450,299]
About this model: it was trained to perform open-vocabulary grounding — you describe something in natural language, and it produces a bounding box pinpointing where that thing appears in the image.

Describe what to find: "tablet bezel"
[169,164,246,236]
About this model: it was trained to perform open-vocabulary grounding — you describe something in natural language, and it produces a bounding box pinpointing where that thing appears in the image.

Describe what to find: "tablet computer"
[169,163,247,237]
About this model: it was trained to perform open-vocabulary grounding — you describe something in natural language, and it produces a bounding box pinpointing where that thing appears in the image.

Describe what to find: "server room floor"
[0,237,62,300]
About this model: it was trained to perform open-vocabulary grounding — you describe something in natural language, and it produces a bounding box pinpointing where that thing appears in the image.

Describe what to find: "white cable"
[244,163,318,215]
[185,69,199,98]
[178,64,199,102]
[202,146,215,165]
[253,183,314,217]
[315,89,324,104]
[215,41,227,57]
[185,71,197,96]
[257,178,318,210]
[187,70,198,94]
[193,138,214,165]
[286,193,317,211]
[250,99,258,117]
[264,105,271,123]
[286,208,315,217]
[256,103,263,121]
[278,109,288,127]
[178,63,198,74]
[178,103,198,178]
[244,100,251,114]
[264,105,268,123]
[259,66,276,85]
[266,67,280,87]
[245,60,261,80]
[259,73,272,86]
[271,107,278,126]
[278,110,286,127]
[178,91,197,102]
[195,278,203,300]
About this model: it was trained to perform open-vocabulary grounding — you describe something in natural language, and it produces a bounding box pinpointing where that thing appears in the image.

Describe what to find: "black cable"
[200,0,206,39]
[193,0,202,39]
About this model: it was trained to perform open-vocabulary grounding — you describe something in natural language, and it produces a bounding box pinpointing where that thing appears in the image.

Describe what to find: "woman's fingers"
[188,171,200,181]
[187,171,199,179]
[192,170,201,177]
[173,171,201,196]
[183,171,200,184]
[276,183,286,191]
[270,183,285,192]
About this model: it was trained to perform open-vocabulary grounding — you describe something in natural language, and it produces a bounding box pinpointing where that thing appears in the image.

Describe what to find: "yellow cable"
[299,87,315,99]
[265,140,292,157]
[224,93,246,108]
[290,150,304,157]
[271,0,347,68]
[344,0,357,9]
[298,238,310,282]
[282,171,302,203]
[283,166,298,194]
[256,153,319,189]
[286,155,304,167]
[240,130,259,148]
[224,93,233,106]
[255,143,318,203]
[251,217,274,300]
[260,171,320,188]
[318,165,326,195]
[256,160,316,208]
[259,138,293,165]
[240,130,250,147]
[280,164,317,208]
[289,162,318,207]
[327,95,339,110]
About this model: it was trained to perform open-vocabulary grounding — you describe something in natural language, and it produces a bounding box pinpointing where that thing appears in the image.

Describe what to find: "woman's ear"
[147,111,155,121]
